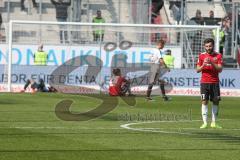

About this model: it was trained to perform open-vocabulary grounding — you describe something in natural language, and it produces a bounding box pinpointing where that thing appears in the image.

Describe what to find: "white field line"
[120,120,200,135]
[137,128,240,131]
[0,119,235,131]
[120,119,240,135]
[0,127,122,130]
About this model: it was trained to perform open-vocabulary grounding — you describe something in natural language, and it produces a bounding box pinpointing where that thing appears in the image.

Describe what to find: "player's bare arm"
[196,60,207,73]
[209,60,223,72]
[159,58,170,71]
[196,65,203,73]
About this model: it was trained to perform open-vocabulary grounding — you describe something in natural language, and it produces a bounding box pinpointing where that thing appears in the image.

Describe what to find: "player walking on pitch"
[196,38,223,129]
[146,39,170,101]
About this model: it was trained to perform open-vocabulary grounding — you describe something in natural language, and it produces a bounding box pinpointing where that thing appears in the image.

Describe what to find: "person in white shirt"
[146,39,170,101]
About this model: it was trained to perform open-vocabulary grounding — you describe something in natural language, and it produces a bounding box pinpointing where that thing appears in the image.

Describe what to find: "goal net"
[1,20,220,93]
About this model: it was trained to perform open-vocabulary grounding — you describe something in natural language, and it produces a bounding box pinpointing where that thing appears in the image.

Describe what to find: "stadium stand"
[0,0,56,21]
[0,0,58,43]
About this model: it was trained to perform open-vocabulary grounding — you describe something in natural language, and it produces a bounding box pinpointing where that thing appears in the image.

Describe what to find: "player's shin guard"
[201,104,208,124]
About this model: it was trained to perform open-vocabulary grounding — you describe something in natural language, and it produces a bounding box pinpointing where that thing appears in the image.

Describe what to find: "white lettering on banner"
[0,68,239,89]
[0,72,238,88]
[0,44,182,68]
[0,44,239,95]
[162,69,239,88]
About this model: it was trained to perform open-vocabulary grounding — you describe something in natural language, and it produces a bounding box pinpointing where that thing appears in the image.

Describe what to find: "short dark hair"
[165,49,171,54]
[156,39,165,45]
[204,38,214,46]
[112,68,121,76]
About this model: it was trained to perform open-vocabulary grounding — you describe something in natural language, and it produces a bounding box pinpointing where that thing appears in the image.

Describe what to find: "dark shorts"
[200,83,221,102]
[31,82,48,92]
[120,82,130,95]
[31,82,38,90]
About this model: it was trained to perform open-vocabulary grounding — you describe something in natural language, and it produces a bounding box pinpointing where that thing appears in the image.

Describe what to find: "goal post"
[5,20,220,93]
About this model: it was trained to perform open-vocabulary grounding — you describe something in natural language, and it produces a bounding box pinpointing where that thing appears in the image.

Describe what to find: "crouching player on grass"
[196,38,223,129]
[109,68,134,96]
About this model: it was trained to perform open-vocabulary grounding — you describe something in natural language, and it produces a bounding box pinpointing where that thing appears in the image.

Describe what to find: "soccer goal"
[2,20,220,93]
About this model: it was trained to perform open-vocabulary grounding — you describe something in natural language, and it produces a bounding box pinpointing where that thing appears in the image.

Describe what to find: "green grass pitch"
[0,93,239,160]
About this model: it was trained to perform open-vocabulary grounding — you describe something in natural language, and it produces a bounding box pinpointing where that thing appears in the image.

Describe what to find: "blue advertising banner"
[0,44,239,96]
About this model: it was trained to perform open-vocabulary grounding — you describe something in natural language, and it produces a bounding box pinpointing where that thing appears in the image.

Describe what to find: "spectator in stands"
[92,10,105,42]
[238,50,240,67]
[51,0,71,44]
[209,10,214,19]
[238,13,240,45]
[151,0,164,24]
[34,44,48,65]
[0,13,2,39]
[206,10,217,25]
[21,0,37,11]
[169,1,182,24]
[208,0,232,2]
[223,15,231,29]
[222,16,232,55]
[0,13,2,29]
[190,10,204,54]
[222,0,232,2]
[191,9,204,25]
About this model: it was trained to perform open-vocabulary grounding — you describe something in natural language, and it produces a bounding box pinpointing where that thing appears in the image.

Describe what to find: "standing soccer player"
[196,38,223,129]
[146,39,170,101]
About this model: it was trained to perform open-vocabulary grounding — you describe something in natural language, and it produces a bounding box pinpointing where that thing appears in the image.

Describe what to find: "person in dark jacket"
[190,9,204,25]
[51,0,71,43]
[0,13,2,29]
[21,0,37,11]
[0,13,2,39]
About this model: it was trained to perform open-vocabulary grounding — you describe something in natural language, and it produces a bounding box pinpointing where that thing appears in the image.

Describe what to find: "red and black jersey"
[197,52,223,83]
[109,76,127,96]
